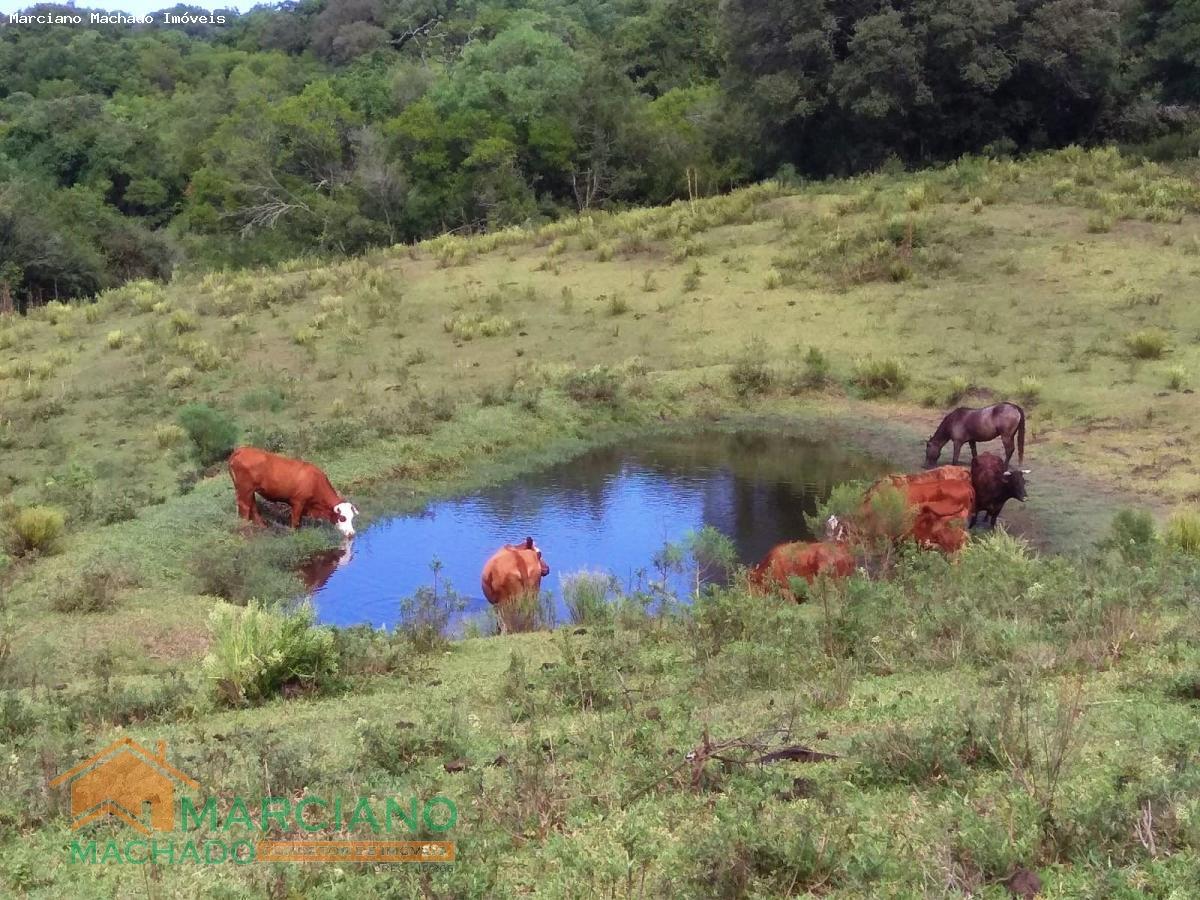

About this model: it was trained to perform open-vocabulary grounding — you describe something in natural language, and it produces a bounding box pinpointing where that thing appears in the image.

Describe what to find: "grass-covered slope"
[3,148,1200,897]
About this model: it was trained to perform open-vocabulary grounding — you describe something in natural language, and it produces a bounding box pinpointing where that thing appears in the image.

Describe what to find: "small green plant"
[563,366,622,404]
[853,357,909,398]
[153,423,187,450]
[788,346,831,392]
[1105,509,1157,563]
[177,404,239,466]
[165,366,194,388]
[1086,212,1114,233]
[682,262,702,292]
[1164,509,1200,555]
[105,330,124,349]
[397,564,467,653]
[203,602,337,706]
[561,570,618,626]
[49,560,135,613]
[1126,329,1169,360]
[764,268,783,290]
[5,505,66,557]
[1166,365,1188,391]
[729,339,773,396]
[606,295,630,317]
[169,309,198,334]
[1016,375,1043,404]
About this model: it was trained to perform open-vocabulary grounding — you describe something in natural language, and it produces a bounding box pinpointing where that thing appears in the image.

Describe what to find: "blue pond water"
[305,431,891,630]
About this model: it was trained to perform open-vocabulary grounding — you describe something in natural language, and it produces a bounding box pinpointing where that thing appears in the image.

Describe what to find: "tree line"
[1,0,1198,307]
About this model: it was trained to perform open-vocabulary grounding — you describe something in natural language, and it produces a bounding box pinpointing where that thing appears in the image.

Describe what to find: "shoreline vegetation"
[3,149,1200,895]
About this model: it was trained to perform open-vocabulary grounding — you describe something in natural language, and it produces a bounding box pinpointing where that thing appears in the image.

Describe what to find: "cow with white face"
[228,447,359,539]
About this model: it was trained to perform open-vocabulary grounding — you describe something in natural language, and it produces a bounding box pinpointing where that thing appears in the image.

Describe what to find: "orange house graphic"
[50,738,200,835]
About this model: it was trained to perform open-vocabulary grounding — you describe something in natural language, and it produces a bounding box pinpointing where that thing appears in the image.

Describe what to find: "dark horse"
[925,402,1026,468]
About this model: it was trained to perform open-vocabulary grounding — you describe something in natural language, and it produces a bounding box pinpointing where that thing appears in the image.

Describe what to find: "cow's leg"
[289,501,305,529]
[238,489,265,525]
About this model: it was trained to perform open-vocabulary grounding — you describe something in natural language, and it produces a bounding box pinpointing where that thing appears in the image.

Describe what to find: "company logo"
[50,738,199,835]
[51,739,456,864]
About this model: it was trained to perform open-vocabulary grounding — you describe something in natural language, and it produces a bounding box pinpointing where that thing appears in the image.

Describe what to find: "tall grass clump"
[49,560,135,613]
[561,570,618,626]
[4,505,66,557]
[177,404,238,466]
[397,578,467,653]
[1163,509,1200,555]
[853,357,909,398]
[787,346,831,392]
[1125,329,1169,359]
[1166,365,1188,391]
[203,602,337,706]
[729,338,773,396]
[1104,509,1158,563]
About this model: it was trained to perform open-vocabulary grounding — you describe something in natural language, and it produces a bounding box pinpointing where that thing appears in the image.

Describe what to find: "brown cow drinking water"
[228,447,358,538]
[925,402,1026,468]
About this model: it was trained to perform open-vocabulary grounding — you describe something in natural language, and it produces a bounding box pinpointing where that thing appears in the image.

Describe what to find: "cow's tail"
[1016,404,1026,466]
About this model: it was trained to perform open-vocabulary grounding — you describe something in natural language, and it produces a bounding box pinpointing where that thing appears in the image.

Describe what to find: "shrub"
[165,366,193,388]
[189,532,321,604]
[240,386,287,412]
[203,602,337,706]
[177,404,238,466]
[788,346,831,392]
[729,339,773,396]
[853,357,909,398]
[1105,509,1157,563]
[1167,365,1188,391]
[606,295,630,316]
[1016,375,1043,404]
[1126,329,1169,359]
[923,374,969,407]
[5,505,65,556]
[563,366,622,404]
[561,570,618,626]
[169,309,198,334]
[105,330,124,349]
[1163,509,1200,556]
[49,560,135,613]
[397,581,467,653]
[154,424,187,450]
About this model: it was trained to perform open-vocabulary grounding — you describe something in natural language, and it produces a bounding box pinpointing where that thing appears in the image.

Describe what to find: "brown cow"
[749,541,855,602]
[970,452,1027,528]
[481,537,550,633]
[827,466,973,554]
[228,447,358,538]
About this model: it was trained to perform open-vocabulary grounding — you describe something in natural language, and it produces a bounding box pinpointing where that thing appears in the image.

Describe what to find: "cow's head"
[523,536,550,577]
[333,501,358,539]
[824,515,848,542]
[1002,469,1027,502]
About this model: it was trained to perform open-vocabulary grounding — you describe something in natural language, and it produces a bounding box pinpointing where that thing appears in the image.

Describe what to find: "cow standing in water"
[925,402,1026,468]
[482,537,550,634]
[228,447,358,538]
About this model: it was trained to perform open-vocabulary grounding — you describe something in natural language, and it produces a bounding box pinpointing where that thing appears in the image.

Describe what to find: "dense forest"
[1,0,1199,307]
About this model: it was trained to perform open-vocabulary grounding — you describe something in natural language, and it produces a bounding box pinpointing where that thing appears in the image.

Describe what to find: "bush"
[189,532,320,604]
[203,602,337,706]
[853,357,909,398]
[1016,375,1043,404]
[563,366,622,404]
[1167,365,1188,391]
[154,423,187,449]
[1105,509,1157,563]
[788,346,832,392]
[105,330,124,349]
[165,366,194,388]
[729,339,773,396]
[177,404,238,465]
[397,581,467,653]
[561,570,618,625]
[1163,509,1200,555]
[49,560,135,613]
[1126,329,1169,359]
[169,309,198,334]
[5,505,65,556]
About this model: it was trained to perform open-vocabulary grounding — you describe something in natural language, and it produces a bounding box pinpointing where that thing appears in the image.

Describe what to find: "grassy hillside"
[4,147,1200,897]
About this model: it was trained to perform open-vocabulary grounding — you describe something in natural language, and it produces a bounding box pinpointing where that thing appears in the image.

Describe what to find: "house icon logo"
[50,738,199,835]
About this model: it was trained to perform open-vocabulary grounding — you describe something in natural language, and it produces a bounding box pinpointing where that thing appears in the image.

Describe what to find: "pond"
[305,431,893,630]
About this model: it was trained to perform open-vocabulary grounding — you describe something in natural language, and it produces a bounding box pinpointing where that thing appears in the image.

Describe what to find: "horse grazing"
[925,402,1026,468]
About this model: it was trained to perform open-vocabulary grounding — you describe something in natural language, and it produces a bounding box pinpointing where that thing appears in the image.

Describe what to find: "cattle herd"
[226,403,1030,621]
